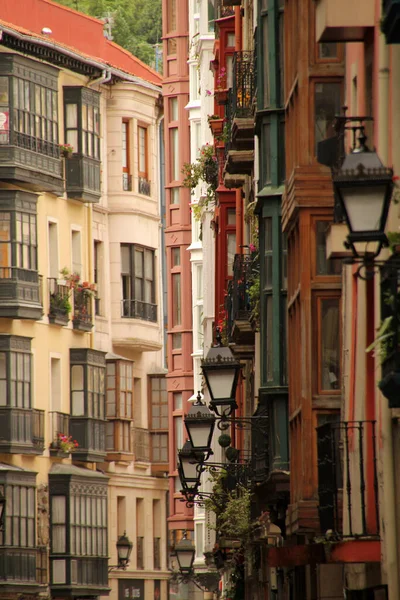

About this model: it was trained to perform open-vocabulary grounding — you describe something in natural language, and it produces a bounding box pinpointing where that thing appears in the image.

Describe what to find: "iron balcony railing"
[49,411,70,448]
[121,299,157,322]
[225,254,258,340]
[0,547,46,583]
[137,537,144,569]
[153,537,161,570]
[138,177,151,196]
[317,420,379,538]
[122,173,132,191]
[232,51,255,119]
[73,290,93,329]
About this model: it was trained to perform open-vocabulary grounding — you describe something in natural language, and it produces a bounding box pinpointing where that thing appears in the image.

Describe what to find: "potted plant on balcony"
[60,268,96,331]
[49,291,71,326]
[182,143,218,221]
[50,433,79,457]
[208,114,225,137]
[59,143,74,158]
[215,67,229,105]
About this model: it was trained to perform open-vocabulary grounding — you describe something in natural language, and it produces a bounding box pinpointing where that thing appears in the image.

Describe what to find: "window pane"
[172,274,181,326]
[170,98,178,121]
[314,83,341,151]
[320,298,340,391]
[227,233,236,276]
[316,221,342,276]
[172,248,180,267]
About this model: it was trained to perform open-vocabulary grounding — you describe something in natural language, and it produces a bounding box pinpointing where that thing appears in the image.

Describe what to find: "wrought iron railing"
[73,290,93,329]
[121,299,157,322]
[317,420,379,538]
[225,254,258,332]
[134,427,150,462]
[137,537,144,569]
[232,51,255,119]
[139,176,151,196]
[49,411,70,447]
[153,537,161,569]
[32,409,45,450]
[0,547,44,582]
[48,277,70,318]
[122,173,132,191]
[12,130,60,158]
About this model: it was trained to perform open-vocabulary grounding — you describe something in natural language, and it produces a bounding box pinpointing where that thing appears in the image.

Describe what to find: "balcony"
[153,537,161,570]
[0,268,43,320]
[69,418,106,462]
[48,278,70,326]
[105,420,133,462]
[382,0,400,43]
[0,547,46,593]
[137,537,144,569]
[230,52,255,147]
[0,134,63,195]
[49,411,70,456]
[317,420,379,537]
[50,557,109,598]
[138,177,151,196]
[121,299,157,322]
[122,173,132,191]
[315,0,374,42]
[225,254,257,350]
[0,408,44,454]
[73,290,93,332]
[134,427,150,462]
[65,155,101,203]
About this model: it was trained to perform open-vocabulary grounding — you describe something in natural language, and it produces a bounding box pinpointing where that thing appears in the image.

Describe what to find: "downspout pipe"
[88,69,112,87]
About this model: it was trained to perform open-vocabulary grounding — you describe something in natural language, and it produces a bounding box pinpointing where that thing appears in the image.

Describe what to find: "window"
[0,64,59,157]
[314,82,342,152]
[136,498,144,569]
[263,217,273,382]
[317,297,341,392]
[172,273,181,326]
[0,342,31,408]
[64,87,100,159]
[48,221,59,279]
[170,188,180,205]
[138,125,150,195]
[3,482,35,547]
[70,492,107,556]
[149,376,168,463]
[94,241,102,316]
[121,244,157,321]
[0,193,38,279]
[318,43,338,60]
[71,230,82,275]
[208,0,215,30]
[170,128,179,181]
[167,0,177,32]
[105,358,134,455]
[50,357,61,413]
[122,120,131,191]
[315,221,342,276]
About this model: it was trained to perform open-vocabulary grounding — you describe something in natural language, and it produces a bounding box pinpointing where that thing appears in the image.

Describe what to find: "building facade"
[0,2,170,600]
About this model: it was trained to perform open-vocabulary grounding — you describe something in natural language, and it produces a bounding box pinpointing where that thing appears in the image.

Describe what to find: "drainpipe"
[376,22,400,599]
[88,69,112,88]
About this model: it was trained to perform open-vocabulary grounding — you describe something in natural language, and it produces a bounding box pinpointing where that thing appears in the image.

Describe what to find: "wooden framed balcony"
[315,0,374,42]
[0,408,44,454]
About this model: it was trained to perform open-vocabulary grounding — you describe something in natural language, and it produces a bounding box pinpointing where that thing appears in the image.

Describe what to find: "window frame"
[122,119,131,191]
[63,87,101,160]
[311,78,343,157]
[148,375,168,464]
[313,291,342,396]
[137,124,149,180]
[121,243,157,320]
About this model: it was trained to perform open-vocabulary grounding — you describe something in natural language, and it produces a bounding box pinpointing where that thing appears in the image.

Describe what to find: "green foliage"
[182,144,218,221]
[387,231,400,253]
[52,0,162,69]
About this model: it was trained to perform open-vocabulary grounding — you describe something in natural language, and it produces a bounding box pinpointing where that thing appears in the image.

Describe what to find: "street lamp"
[109,531,133,571]
[333,130,393,260]
[201,334,241,417]
[184,391,215,458]
[175,531,196,574]
[177,440,203,489]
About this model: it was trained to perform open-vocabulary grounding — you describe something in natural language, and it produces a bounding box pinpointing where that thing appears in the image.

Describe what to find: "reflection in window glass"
[316,221,342,276]
[319,43,338,59]
[170,98,178,121]
[208,0,215,31]
[266,295,273,382]
[227,233,236,276]
[320,298,340,391]
[172,247,180,267]
[172,333,182,349]
[171,188,180,205]
[314,83,341,152]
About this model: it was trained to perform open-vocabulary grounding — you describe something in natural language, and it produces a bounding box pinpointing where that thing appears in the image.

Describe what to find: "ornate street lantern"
[177,441,203,488]
[175,531,196,574]
[333,131,393,258]
[184,392,215,458]
[116,532,133,568]
[201,335,241,417]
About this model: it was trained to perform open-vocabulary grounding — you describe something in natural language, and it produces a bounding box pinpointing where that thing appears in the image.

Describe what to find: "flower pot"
[49,308,69,326]
[215,89,229,106]
[73,318,93,332]
[209,118,224,136]
[61,150,73,159]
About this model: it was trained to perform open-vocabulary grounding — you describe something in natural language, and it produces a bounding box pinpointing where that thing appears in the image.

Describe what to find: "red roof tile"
[0,0,162,86]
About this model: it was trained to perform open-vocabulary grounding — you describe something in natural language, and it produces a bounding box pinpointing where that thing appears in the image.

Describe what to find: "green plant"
[50,292,71,314]
[387,231,400,252]
[57,434,79,453]
[182,144,218,220]
[208,114,221,121]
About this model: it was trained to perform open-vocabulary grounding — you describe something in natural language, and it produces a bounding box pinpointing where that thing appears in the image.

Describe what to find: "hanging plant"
[182,144,218,221]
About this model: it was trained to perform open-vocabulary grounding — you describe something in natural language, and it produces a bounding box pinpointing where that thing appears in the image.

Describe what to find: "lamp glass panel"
[117,543,130,560]
[187,421,214,449]
[206,368,236,400]
[177,548,195,570]
[181,455,199,481]
[341,186,386,233]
